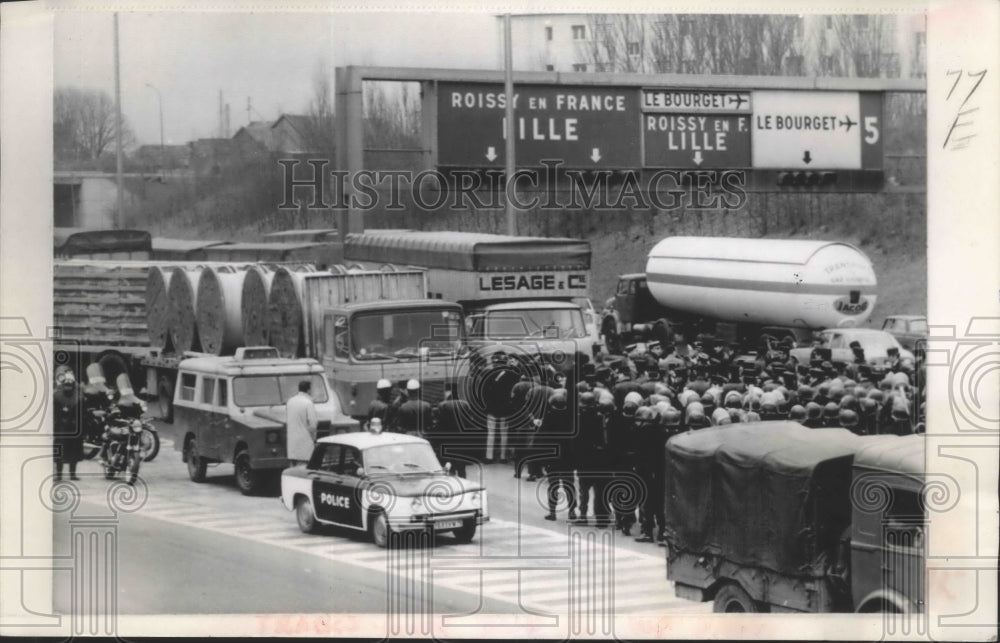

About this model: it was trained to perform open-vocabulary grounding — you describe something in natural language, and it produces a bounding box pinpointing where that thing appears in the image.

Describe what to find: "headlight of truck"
[266,430,280,444]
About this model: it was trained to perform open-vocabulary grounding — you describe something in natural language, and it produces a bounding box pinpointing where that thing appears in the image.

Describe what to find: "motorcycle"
[100,413,144,484]
[83,368,160,462]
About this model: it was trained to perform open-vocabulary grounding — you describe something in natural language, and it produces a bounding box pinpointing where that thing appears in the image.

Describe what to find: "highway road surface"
[51,429,709,629]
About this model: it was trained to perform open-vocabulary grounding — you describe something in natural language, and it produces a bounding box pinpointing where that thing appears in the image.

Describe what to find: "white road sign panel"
[751,91,862,169]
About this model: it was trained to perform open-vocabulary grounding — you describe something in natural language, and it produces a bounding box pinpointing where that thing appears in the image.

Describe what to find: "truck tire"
[713,583,759,613]
[234,449,264,496]
[156,376,174,423]
[185,438,207,483]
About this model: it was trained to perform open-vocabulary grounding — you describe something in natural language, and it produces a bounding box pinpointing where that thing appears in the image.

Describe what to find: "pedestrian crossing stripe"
[71,490,704,615]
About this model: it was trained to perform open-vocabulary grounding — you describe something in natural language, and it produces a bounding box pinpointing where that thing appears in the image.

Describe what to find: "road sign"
[643,89,752,113]
[644,113,751,168]
[750,90,881,169]
[437,82,641,168]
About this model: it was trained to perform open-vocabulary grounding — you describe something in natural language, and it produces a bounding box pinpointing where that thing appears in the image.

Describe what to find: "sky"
[54,11,499,146]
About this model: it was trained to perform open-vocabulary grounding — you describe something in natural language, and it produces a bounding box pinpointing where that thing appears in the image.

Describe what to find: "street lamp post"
[144,83,164,167]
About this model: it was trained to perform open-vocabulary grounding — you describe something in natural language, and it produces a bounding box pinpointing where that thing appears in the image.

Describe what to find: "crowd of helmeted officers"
[364,330,925,546]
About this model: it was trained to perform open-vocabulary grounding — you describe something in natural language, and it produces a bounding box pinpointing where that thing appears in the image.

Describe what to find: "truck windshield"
[350,309,463,361]
[232,373,329,407]
[481,308,587,339]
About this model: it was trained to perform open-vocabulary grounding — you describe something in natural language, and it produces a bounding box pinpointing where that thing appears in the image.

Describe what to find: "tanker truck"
[343,231,596,370]
[600,237,878,353]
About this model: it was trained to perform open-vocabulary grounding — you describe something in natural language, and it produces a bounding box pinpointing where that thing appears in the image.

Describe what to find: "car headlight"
[469,492,481,507]
[411,497,423,511]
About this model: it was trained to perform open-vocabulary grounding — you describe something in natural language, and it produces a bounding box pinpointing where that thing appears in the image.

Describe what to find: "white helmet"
[624,391,644,407]
[376,379,391,390]
[369,418,383,434]
[406,379,420,392]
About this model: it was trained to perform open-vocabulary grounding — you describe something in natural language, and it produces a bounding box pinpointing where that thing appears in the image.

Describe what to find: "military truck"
[664,422,925,613]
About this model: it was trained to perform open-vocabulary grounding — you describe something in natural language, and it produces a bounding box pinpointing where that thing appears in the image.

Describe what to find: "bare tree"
[581,14,798,76]
[298,61,337,158]
[54,86,134,162]
[832,15,890,77]
[363,82,420,149]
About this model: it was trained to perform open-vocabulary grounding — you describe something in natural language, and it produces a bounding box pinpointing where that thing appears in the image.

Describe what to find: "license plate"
[435,520,462,530]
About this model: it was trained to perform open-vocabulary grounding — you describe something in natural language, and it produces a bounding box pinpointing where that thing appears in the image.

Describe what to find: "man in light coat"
[286,380,318,466]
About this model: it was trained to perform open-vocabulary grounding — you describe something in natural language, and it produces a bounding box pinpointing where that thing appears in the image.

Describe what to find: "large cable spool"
[266,267,313,358]
[167,266,204,353]
[196,265,248,356]
[240,265,275,347]
[145,266,174,350]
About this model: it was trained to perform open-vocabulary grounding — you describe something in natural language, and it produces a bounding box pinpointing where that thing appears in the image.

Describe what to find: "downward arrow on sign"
[693,151,704,166]
[590,148,602,163]
[485,146,497,162]
[802,150,812,164]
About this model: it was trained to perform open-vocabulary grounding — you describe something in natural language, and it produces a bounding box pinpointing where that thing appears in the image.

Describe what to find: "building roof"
[233,121,276,149]
[317,431,429,450]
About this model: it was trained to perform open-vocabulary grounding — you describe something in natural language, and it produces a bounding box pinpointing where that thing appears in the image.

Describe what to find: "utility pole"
[503,13,516,236]
[113,12,124,229]
[246,97,251,125]
[145,83,164,164]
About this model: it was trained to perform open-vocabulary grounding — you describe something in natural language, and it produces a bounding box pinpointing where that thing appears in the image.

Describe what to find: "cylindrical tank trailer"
[644,237,877,330]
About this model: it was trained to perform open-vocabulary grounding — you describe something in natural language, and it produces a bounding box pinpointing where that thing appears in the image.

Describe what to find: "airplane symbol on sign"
[728,94,748,109]
[839,115,857,131]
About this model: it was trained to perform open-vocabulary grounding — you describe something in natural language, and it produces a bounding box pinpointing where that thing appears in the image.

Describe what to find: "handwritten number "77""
[944,69,987,150]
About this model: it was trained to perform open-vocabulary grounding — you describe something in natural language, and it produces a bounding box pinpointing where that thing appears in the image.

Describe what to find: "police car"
[280,432,488,547]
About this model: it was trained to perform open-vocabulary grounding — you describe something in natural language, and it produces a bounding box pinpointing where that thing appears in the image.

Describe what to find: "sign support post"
[503,13,516,236]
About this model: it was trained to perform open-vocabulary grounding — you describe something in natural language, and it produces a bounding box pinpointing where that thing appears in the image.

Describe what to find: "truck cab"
[602,274,664,353]
[315,300,465,418]
[466,300,594,368]
[849,435,925,613]
[172,347,358,495]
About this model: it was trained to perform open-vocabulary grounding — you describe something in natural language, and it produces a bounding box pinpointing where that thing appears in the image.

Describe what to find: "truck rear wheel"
[156,376,174,422]
[713,583,759,613]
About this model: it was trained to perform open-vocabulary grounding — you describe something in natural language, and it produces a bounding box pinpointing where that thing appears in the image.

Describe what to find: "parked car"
[281,432,488,547]
[881,315,928,352]
[789,328,914,367]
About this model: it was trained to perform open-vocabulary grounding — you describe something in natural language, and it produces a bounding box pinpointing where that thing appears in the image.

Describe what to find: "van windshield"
[350,308,463,361]
[232,373,329,407]
[478,307,587,339]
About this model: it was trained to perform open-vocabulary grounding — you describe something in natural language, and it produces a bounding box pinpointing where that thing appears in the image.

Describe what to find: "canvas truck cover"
[54,228,153,256]
[344,231,591,272]
[664,422,863,577]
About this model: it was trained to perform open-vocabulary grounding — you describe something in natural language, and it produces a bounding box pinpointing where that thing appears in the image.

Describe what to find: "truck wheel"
[295,497,319,534]
[234,449,263,496]
[156,376,174,423]
[185,438,207,483]
[713,583,759,613]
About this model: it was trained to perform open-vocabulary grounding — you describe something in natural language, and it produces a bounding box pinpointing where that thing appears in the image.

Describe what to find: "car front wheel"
[452,519,477,544]
[296,497,319,534]
[370,511,392,548]
[234,449,263,496]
